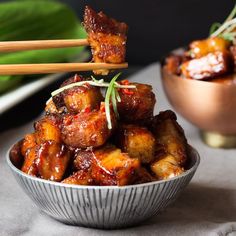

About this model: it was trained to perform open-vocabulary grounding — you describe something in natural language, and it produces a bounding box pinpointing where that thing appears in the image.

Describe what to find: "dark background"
[61,0,234,65]
[0,0,234,64]
[0,0,235,131]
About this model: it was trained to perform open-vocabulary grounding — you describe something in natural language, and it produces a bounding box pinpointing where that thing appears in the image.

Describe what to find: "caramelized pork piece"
[34,115,61,144]
[59,75,103,114]
[181,51,232,80]
[117,124,156,163]
[63,84,103,114]
[21,133,37,156]
[151,154,184,180]
[20,133,38,175]
[189,37,230,58]
[52,75,103,114]
[61,108,116,148]
[91,145,140,186]
[117,82,156,123]
[37,141,71,181]
[62,170,93,185]
[83,6,128,75]
[150,110,188,180]
[21,146,38,176]
[10,141,24,169]
[73,150,93,171]
[152,110,188,167]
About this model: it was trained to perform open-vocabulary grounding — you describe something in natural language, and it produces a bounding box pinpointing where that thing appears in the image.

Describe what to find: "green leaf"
[0,0,87,93]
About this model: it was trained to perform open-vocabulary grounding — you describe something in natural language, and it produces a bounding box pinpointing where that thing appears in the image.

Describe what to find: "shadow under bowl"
[6,145,200,229]
[161,66,236,148]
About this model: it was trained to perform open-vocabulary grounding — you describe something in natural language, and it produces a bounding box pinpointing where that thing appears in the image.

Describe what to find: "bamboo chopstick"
[0,62,128,75]
[0,39,89,52]
[0,39,128,74]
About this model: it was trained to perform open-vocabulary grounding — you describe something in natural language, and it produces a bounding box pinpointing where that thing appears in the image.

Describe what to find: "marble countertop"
[1,63,236,236]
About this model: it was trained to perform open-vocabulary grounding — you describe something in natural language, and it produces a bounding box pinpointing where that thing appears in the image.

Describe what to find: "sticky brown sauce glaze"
[83,5,128,36]
[12,73,190,186]
[164,37,236,81]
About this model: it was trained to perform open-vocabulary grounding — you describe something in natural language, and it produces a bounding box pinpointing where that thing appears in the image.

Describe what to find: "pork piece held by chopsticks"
[83,6,128,75]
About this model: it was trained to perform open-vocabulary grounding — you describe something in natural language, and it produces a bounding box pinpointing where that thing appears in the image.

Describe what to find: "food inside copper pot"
[164,5,236,83]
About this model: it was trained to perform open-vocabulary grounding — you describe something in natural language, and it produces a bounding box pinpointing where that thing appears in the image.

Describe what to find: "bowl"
[161,56,236,148]
[7,144,199,229]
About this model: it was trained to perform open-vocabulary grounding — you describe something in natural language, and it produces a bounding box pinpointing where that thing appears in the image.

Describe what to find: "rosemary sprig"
[48,73,136,129]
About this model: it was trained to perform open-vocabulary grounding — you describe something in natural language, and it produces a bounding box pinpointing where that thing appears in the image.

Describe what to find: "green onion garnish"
[209,22,221,36]
[111,85,119,119]
[105,73,121,129]
[210,4,236,41]
[48,73,136,129]
[115,88,121,103]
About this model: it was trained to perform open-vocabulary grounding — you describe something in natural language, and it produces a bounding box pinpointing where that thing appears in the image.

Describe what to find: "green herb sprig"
[210,4,236,41]
[48,74,136,129]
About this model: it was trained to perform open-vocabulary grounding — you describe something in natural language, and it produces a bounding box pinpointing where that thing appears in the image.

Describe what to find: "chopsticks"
[0,39,128,74]
[0,39,89,52]
[0,63,128,75]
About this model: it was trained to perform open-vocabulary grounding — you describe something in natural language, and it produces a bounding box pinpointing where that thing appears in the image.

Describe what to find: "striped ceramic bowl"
[6,145,200,229]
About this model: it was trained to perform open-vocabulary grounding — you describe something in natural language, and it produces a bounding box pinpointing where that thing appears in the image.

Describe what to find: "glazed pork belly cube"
[65,146,141,186]
[151,154,184,180]
[34,114,61,144]
[52,75,103,114]
[21,145,39,176]
[21,139,71,181]
[116,124,156,163]
[83,6,128,75]
[181,51,232,80]
[9,141,24,169]
[150,110,188,180]
[91,145,140,186]
[21,133,37,156]
[117,82,156,123]
[151,110,188,167]
[36,141,71,181]
[61,108,116,148]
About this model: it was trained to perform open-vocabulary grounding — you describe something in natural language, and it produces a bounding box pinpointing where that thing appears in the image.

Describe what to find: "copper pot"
[161,65,236,148]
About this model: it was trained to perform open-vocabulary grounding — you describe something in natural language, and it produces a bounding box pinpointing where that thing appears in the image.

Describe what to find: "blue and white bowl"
[6,145,200,229]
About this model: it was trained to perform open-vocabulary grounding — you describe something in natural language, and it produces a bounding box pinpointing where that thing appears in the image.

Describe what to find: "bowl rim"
[6,144,200,190]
